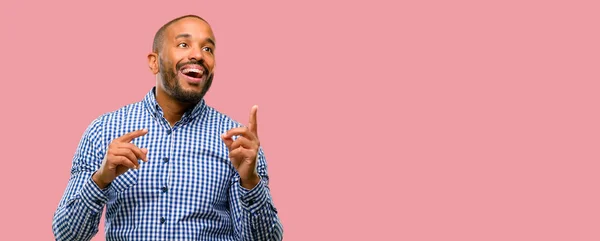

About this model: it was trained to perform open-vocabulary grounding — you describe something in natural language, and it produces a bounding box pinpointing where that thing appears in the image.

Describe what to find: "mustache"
[176,60,209,73]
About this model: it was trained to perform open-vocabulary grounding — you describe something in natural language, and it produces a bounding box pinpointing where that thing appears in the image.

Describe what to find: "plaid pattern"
[53,87,283,240]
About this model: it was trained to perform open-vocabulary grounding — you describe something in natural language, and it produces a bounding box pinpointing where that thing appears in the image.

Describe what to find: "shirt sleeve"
[52,118,108,241]
[229,147,284,241]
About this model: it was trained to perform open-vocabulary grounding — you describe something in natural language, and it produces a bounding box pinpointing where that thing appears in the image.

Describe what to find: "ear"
[148,52,159,74]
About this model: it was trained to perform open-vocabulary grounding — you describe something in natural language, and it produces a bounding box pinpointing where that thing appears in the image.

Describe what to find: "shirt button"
[163,157,169,163]
[161,186,168,193]
[166,129,172,135]
[160,217,166,224]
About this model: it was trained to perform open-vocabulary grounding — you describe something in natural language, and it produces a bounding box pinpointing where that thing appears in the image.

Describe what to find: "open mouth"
[181,68,204,79]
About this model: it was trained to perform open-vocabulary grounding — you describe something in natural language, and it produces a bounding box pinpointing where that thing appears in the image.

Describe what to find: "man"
[52,15,283,241]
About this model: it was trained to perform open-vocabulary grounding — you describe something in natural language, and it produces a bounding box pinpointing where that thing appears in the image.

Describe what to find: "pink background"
[1,0,599,240]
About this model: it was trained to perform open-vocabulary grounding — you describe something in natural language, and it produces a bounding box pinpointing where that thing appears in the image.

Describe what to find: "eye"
[178,43,188,48]
[202,46,213,53]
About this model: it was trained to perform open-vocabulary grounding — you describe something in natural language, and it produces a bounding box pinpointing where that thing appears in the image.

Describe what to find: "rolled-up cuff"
[238,179,268,214]
[80,177,109,213]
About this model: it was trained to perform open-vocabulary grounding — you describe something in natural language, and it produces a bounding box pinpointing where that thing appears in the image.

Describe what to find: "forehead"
[165,17,215,41]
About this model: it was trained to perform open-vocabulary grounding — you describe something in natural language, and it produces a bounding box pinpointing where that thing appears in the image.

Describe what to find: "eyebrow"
[175,33,216,46]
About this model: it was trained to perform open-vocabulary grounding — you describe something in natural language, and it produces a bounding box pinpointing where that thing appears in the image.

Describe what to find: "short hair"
[152,15,208,53]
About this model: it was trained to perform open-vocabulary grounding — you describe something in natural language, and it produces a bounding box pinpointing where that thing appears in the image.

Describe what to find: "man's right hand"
[92,129,149,189]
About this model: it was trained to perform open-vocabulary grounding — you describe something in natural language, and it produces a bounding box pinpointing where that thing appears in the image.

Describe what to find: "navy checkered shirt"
[52,87,283,240]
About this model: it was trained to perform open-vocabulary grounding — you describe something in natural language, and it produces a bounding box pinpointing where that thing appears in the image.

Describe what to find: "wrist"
[240,173,260,189]
[92,171,109,189]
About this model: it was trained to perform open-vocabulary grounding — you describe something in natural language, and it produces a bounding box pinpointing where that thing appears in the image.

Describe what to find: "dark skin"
[93,17,261,190]
[149,17,217,126]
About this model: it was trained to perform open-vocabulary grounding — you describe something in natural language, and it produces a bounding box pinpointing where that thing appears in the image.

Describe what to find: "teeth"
[182,68,203,74]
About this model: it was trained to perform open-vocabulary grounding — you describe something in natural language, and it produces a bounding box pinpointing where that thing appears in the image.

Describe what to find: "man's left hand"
[221,105,261,189]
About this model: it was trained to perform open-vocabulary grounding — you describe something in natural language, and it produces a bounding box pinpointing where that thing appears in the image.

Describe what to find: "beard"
[158,57,213,104]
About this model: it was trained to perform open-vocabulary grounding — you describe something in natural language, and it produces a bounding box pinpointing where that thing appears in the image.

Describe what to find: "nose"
[188,46,203,61]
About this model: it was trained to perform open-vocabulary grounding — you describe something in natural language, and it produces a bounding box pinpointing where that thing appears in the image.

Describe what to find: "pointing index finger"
[248,105,258,136]
[118,128,148,142]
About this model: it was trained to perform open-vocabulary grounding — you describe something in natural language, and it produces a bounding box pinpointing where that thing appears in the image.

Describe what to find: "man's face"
[156,17,216,103]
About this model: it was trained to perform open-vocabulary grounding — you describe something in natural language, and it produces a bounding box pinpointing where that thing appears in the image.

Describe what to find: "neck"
[155,87,196,126]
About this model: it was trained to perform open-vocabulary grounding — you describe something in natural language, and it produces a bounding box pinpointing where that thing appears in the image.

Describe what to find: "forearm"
[236,179,283,241]
[52,177,108,241]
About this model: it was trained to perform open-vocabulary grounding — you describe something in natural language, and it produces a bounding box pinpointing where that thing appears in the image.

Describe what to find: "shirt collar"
[143,87,207,123]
